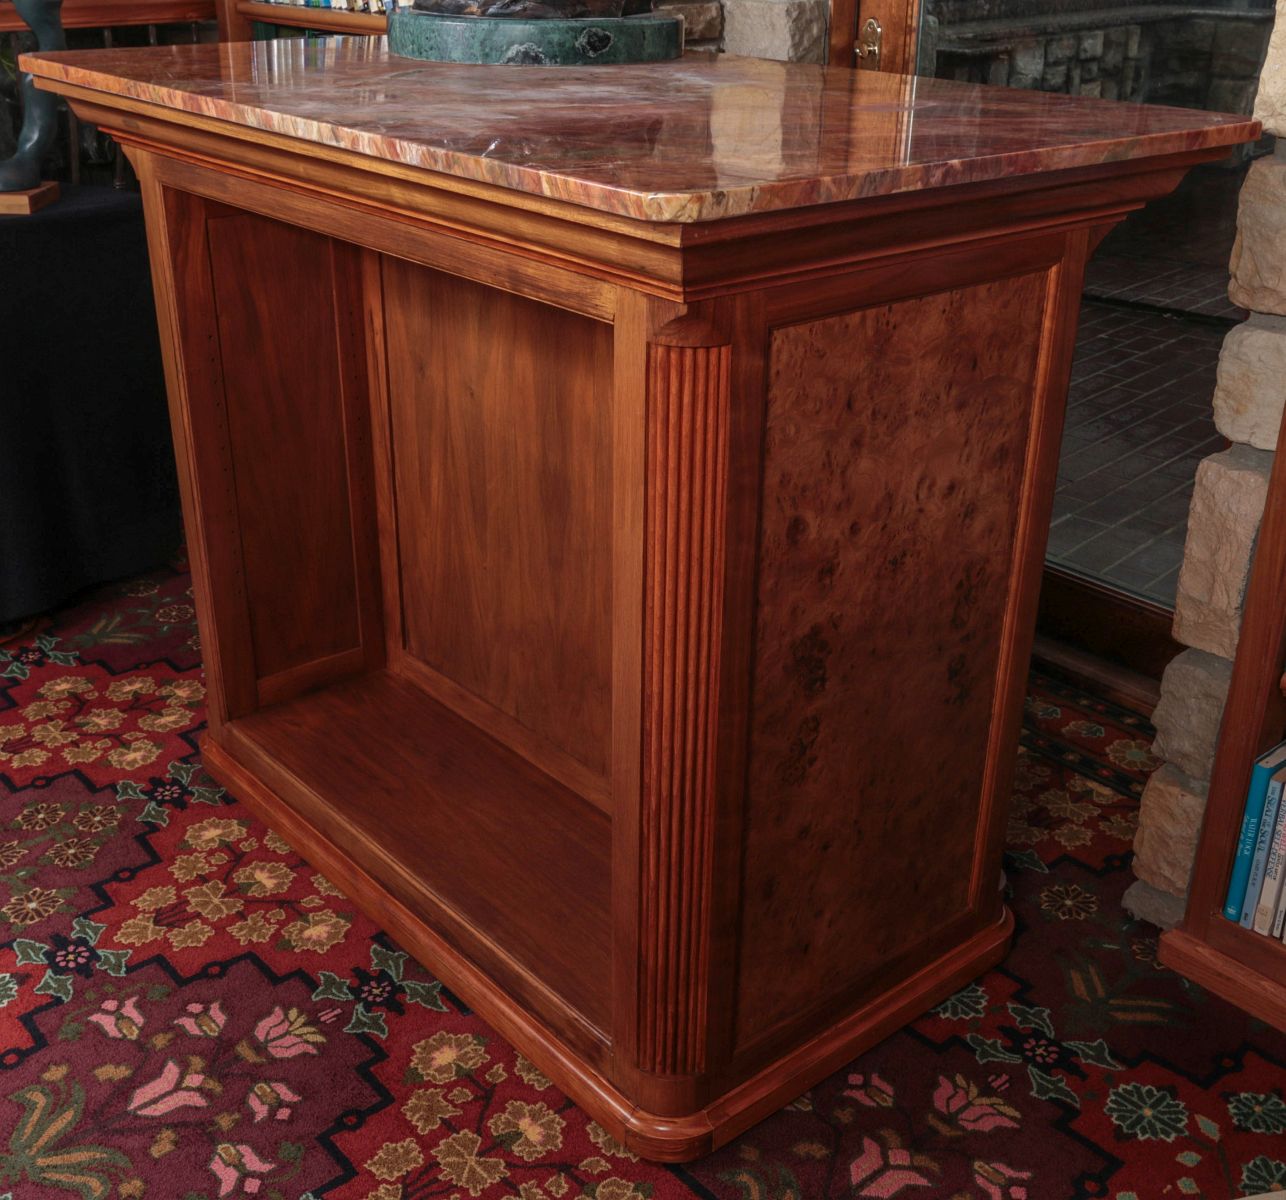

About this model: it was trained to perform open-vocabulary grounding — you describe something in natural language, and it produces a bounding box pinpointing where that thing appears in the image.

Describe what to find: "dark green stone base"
[387,10,682,64]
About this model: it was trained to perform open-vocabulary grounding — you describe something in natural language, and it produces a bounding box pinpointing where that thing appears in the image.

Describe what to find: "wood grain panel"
[638,331,731,1077]
[380,258,614,798]
[735,271,1049,1046]
[206,214,367,690]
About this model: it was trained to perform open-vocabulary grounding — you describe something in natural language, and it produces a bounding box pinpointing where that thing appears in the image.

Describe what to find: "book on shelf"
[1253,788,1286,935]
[1243,764,1286,927]
[1223,739,1286,924]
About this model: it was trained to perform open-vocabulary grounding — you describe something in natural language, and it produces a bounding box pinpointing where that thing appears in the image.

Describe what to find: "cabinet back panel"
[380,258,614,793]
[735,270,1049,1046]
[205,213,367,689]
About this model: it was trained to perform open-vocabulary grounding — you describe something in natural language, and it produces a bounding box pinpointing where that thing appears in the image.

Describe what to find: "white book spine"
[1254,801,1286,934]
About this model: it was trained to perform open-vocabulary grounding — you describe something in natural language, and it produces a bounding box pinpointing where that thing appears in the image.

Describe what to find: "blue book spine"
[1241,777,1284,927]
[1225,755,1282,920]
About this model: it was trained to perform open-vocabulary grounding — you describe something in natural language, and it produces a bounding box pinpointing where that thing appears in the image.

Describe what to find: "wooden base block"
[0,181,60,215]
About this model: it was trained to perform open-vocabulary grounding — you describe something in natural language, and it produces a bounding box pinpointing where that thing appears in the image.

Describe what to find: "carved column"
[638,317,731,1078]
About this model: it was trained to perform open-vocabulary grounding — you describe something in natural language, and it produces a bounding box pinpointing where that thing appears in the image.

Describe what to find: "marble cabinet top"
[24,39,1260,222]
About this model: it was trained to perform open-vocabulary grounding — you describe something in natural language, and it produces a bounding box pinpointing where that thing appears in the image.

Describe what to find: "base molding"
[204,732,1012,1161]
[0,180,60,215]
[1159,928,1286,1032]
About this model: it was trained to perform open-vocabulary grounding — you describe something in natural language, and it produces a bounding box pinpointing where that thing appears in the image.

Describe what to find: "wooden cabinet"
[25,41,1258,1159]
[1160,444,1286,1031]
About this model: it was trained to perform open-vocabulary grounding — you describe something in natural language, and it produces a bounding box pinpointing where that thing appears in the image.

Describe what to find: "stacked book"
[257,0,389,12]
[1223,739,1286,938]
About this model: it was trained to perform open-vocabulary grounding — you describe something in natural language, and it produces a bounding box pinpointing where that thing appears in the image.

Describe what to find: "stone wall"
[1126,0,1284,930]
[925,9,1271,109]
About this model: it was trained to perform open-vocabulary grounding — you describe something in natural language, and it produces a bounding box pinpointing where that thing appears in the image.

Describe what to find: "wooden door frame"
[829,0,919,71]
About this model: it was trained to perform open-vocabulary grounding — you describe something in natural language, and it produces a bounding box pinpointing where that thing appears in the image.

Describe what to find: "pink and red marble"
[22,40,1259,222]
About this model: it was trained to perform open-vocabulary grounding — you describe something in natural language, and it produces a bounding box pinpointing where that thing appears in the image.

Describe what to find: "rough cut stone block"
[1122,878,1188,930]
[1101,27,1127,70]
[721,0,826,62]
[1173,444,1273,660]
[1132,762,1210,896]
[1151,649,1234,781]
[1230,152,1286,315]
[1078,78,1103,98]
[1126,24,1141,58]
[1045,34,1077,64]
[1008,39,1045,87]
[1078,30,1104,59]
[1213,314,1286,450]
[1042,62,1069,91]
[653,0,721,39]
[1256,2,1286,135]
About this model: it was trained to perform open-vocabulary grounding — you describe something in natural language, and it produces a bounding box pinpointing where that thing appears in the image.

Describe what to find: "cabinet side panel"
[735,270,1048,1047]
[381,258,614,795]
[205,213,367,691]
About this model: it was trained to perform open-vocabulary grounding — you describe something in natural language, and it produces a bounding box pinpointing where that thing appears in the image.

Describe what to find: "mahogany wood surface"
[1159,410,1286,1030]
[380,259,615,807]
[43,62,1259,1155]
[736,268,1048,1048]
[0,180,59,213]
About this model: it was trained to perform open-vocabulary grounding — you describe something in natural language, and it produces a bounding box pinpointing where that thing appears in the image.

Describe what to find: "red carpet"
[1,561,1284,1199]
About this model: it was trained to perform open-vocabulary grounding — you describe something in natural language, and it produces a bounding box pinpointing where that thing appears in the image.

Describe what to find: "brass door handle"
[855,16,882,69]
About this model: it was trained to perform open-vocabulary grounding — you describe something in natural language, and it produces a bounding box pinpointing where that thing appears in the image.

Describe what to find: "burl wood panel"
[735,271,1049,1046]
[380,259,614,793]
[205,213,364,684]
[639,337,731,1077]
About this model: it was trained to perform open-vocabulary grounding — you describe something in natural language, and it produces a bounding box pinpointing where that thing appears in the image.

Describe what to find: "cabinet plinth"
[24,41,1259,1161]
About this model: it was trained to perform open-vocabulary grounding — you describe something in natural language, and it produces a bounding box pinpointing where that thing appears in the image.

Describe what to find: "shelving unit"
[217,0,385,38]
[1159,435,1286,1030]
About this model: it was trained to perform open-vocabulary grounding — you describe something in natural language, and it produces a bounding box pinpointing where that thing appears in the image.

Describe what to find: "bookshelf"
[1159,434,1286,1030]
[0,0,214,32]
[217,0,385,38]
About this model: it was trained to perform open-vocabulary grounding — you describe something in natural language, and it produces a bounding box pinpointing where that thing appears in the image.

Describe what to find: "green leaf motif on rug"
[13,939,47,966]
[967,1034,1023,1064]
[94,950,130,978]
[0,975,18,1008]
[312,972,354,1003]
[137,802,169,826]
[168,760,197,785]
[1028,1065,1079,1108]
[344,1004,388,1038]
[33,971,73,1003]
[936,983,989,1021]
[1065,1038,1123,1070]
[71,919,105,947]
[116,782,147,802]
[370,944,406,982]
[189,786,224,806]
[1008,1003,1055,1037]
[404,979,448,1011]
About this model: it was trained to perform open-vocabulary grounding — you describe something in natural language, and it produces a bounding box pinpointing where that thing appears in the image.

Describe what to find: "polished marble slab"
[23,39,1259,222]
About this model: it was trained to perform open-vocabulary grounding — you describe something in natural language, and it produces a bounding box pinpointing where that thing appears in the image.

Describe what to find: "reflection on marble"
[23,39,1259,222]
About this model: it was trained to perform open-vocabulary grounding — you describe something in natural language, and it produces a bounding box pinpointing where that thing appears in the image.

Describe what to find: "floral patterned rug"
[2,561,1285,1200]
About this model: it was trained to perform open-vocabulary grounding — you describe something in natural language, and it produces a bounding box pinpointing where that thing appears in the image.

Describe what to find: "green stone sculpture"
[388,2,682,65]
[0,0,67,192]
